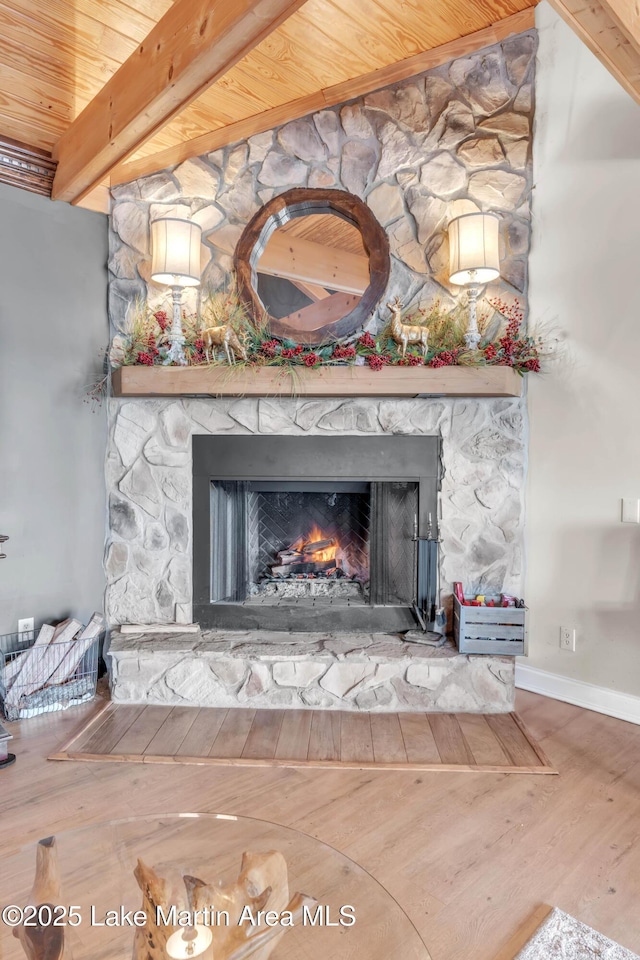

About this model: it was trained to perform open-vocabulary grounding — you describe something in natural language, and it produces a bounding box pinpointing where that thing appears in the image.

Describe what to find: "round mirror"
[234,188,390,344]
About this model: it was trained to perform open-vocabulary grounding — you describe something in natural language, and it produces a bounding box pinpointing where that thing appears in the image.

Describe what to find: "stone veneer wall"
[108,31,535,340]
[105,30,535,628]
[105,397,525,625]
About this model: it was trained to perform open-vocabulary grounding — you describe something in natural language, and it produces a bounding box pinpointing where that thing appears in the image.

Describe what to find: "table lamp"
[448,212,500,350]
[151,217,202,365]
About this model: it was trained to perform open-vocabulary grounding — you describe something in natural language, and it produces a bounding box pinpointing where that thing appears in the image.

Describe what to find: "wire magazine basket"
[0,627,99,722]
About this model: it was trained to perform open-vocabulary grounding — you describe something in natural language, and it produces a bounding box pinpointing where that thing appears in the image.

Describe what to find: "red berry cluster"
[332,344,356,360]
[486,297,541,372]
[136,352,155,366]
[429,350,458,368]
[280,347,296,359]
[303,352,319,367]
[154,310,169,332]
[261,339,280,358]
[358,332,376,349]
[366,354,391,371]
[398,354,424,367]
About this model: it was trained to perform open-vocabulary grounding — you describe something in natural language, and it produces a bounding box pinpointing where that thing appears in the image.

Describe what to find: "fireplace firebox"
[193,436,440,632]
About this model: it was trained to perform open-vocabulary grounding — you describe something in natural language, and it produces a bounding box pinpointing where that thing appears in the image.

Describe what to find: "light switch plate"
[621,499,640,523]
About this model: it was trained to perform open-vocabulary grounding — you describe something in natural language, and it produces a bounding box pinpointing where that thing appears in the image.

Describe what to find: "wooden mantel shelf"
[111,364,523,398]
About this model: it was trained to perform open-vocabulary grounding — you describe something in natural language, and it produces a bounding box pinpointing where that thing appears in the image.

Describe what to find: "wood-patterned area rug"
[50,703,557,773]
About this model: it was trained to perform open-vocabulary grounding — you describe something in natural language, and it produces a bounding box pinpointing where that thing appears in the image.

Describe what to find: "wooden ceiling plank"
[547,0,640,101]
[0,115,60,154]
[4,0,143,65]
[0,3,125,92]
[0,62,73,122]
[288,3,394,74]
[0,33,122,113]
[112,7,535,186]
[212,63,297,109]
[355,0,461,52]
[310,0,417,64]
[0,92,67,142]
[283,5,378,73]
[109,0,172,23]
[50,0,311,204]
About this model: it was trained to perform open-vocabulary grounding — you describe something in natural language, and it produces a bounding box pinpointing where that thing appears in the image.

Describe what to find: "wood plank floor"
[2,690,640,960]
[49,703,556,773]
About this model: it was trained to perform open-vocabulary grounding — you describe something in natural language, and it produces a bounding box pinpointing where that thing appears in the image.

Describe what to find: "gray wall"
[0,183,108,634]
[526,2,640,699]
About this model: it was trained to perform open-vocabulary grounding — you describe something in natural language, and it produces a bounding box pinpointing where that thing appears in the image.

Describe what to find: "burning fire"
[294,525,338,563]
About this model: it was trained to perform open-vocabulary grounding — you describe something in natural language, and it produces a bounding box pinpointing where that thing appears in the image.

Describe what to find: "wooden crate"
[453,596,526,656]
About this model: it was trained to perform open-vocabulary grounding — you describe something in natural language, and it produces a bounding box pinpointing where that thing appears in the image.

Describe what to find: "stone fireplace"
[104,27,534,711]
[105,396,524,713]
[106,396,525,628]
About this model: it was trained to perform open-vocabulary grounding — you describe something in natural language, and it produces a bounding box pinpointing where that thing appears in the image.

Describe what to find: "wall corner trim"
[515,663,640,726]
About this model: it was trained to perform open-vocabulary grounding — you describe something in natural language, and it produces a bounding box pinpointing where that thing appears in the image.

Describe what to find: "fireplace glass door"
[193,436,439,632]
[210,480,418,614]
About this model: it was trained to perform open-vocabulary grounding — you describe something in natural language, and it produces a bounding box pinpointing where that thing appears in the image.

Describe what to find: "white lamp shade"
[151,217,202,287]
[448,212,500,285]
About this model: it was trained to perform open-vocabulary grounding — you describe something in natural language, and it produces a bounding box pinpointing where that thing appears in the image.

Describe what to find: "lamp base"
[167,337,187,366]
[464,330,482,351]
[464,282,482,352]
[168,286,188,366]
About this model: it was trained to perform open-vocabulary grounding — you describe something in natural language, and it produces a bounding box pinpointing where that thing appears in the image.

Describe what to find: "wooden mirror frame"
[234,187,390,343]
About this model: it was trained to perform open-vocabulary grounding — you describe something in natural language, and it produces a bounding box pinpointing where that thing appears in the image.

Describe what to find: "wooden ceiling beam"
[259,232,370,295]
[598,0,640,55]
[110,6,536,187]
[278,291,362,332]
[547,0,640,104]
[291,280,332,301]
[50,0,310,204]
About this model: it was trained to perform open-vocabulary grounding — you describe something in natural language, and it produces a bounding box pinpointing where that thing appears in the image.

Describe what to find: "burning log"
[276,549,303,565]
[302,538,335,555]
[271,559,336,576]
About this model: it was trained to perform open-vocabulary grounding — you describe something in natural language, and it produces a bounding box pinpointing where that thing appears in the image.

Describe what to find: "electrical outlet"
[621,498,640,523]
[18,617,34,635]
[559,626,576,651]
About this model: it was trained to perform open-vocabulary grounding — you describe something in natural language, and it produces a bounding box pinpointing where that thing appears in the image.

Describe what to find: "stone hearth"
[108,629,515,713]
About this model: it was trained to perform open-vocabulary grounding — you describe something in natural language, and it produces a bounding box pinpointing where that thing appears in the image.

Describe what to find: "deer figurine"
[202,322,247,365]
[387,297,429,358]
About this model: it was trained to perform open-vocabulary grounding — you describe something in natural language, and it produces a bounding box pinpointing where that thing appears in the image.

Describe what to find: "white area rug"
[515,909,639,960]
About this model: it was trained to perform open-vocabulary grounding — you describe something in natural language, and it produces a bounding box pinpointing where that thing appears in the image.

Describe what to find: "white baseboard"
[515,663,640,726]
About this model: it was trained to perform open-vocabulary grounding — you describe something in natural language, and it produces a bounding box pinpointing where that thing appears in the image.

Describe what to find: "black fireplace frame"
[193,435,441,632]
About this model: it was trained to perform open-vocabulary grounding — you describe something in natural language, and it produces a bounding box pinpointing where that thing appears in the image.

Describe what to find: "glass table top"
[0,813,430,960]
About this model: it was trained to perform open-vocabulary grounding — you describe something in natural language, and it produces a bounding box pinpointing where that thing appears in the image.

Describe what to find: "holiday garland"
[115,285,542,375]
